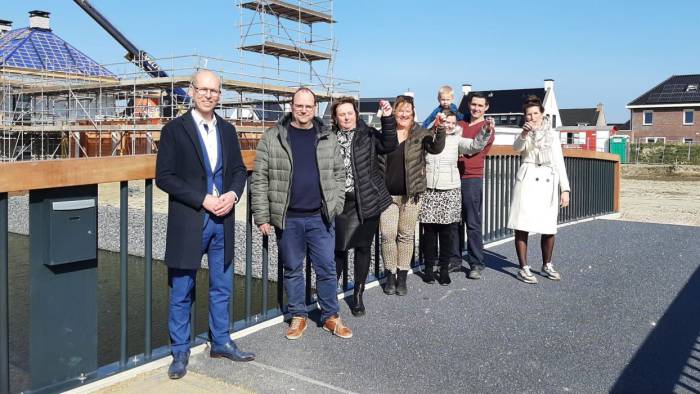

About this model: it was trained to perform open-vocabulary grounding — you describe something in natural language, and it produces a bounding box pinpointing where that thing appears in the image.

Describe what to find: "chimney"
[461,84,472,96]
[544,79,554,91]
[0,20,11,37]
[596,102,604,112]
[29,10,50,31]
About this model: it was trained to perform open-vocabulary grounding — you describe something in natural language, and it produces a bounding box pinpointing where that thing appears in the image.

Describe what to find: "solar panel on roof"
[646,82,700,104]
[0,28,114,77]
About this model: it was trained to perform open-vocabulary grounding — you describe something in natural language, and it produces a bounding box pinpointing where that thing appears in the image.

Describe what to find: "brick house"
[626,75,700,144]
[558,104,616,152]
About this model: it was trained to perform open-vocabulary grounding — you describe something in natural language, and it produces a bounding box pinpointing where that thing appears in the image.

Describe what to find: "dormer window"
[686,84,698,92]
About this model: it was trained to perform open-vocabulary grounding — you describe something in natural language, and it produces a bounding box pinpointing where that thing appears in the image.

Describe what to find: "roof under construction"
[0,27,114,77]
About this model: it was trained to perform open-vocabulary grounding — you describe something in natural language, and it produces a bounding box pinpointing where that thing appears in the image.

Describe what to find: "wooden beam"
[0,151,260,193]
[0,155,156,193]
[0,146,621,219]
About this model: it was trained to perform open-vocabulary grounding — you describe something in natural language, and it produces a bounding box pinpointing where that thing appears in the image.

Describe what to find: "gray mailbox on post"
[29,185,98,390]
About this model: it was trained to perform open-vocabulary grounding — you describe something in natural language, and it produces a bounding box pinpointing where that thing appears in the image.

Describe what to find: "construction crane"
[72,0,189,115]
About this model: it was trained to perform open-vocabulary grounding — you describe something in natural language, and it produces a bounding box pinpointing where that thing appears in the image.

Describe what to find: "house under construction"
[0,2,358,161]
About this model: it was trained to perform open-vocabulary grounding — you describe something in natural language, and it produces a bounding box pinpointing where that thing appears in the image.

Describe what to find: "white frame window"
[684,138,693,144]
[683,109,694,125]
[646,137,665,143]
[643,110,653,125]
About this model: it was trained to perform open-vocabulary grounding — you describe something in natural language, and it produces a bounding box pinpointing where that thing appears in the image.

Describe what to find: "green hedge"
[628,143,700,165]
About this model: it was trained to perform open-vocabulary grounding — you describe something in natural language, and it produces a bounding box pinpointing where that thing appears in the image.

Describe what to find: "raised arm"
[422,106,441,129]
[458,120,494,155]
[375,102,398,154]
[423,127,446,154]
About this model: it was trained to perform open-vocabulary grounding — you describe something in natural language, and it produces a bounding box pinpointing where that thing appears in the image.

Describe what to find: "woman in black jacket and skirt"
[332,97,397,316]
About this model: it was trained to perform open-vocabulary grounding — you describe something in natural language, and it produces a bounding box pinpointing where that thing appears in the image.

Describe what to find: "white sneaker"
[542,263,561,280]
[517,265,538,284]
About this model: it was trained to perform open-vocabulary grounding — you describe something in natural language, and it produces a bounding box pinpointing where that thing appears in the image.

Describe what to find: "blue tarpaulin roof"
[0,27,114,77]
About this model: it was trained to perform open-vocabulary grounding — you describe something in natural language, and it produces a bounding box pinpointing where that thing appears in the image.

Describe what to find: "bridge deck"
[96,219,700,393]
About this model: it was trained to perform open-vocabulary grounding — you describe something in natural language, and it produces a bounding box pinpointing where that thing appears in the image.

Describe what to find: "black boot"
[423,263,436,284]
[383,270,397,295]
[351,284,365,316]
[396,270,408,296]
[438,264,451,286]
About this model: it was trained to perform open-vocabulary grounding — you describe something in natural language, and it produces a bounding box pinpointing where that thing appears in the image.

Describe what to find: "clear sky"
[4,0,699,123]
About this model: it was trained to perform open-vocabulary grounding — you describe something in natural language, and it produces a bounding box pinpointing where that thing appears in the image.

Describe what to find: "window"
[643,110,653,125]
[683,109,694,125]
[552,114,557,127]
[687,84,698,92]
[684,138,694,144]
[567,133,575,144]
[646,137,665,143]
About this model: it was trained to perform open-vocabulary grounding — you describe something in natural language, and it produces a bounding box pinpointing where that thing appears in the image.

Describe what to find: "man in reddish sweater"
[456,92,495,279]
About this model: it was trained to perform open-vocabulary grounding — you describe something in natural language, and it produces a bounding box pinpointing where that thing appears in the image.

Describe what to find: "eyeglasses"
[191,84,221,97]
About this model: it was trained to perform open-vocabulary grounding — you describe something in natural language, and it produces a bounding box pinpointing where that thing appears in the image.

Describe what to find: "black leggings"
[335,246,371,286]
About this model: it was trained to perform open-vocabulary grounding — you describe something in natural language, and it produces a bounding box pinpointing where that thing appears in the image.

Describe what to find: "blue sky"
[4,0,699,122]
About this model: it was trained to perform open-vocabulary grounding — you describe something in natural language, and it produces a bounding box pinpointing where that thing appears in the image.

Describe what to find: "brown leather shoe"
[322,315,353,339]
[285,316,307,340]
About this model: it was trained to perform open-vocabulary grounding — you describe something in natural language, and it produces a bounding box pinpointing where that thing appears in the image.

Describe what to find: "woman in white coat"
[507,96,570,284]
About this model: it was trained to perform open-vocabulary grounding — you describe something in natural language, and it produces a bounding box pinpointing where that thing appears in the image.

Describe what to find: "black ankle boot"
[396,270,408,296]
[383,270,397,295]
[438,265,451,286]
[351,284,365,316]
[423,263,436,284]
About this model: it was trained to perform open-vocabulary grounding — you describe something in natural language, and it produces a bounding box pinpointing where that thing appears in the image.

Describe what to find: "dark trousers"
[168,218,231,353]
[422,222,460,266]
[276,214,339,323]
[335,246,371,286]
[461,178,485,269]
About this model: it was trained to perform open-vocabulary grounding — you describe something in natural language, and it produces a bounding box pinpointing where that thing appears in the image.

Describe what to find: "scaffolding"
[237,0,344,119]
[0,53,358,161]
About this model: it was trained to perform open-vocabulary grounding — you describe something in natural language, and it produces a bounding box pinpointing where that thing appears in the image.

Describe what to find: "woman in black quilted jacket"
[331,97,398,316]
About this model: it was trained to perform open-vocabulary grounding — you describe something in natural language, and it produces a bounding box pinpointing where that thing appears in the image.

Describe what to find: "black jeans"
[461,178,485,269]
[421,222,460,266]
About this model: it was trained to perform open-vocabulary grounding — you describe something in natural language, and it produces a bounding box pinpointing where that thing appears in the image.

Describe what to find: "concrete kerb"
[66,212,621,393]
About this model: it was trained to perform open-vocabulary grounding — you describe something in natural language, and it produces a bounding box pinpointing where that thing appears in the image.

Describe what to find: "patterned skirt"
[419,188,462,224]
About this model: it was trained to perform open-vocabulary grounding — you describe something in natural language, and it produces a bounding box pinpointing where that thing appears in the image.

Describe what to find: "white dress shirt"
[192,109,219,172]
